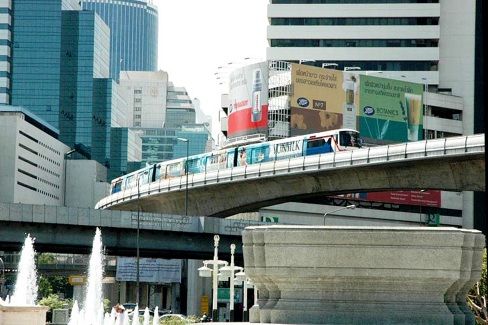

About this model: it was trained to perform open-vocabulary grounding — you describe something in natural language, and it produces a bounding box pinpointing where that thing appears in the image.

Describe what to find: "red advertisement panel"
[227,61,269,138]
[334,190,441,207]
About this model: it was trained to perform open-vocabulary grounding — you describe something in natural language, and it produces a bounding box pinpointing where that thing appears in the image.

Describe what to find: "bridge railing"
[96,134,484,210]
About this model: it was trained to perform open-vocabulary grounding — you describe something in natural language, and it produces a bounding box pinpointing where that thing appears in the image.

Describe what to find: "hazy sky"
[157,0,268,141]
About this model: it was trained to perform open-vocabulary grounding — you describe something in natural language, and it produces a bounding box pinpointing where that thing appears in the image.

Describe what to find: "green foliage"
[37,253,56,264]
[38,275,53,297]
[158,314,200,324]
[185,315,201,323]
[479,248,487,295]
[38,275,71,299]
[39,294,70,310]
[467,248,487,324]
[103,298,111,313]
[38,294,72,323]
[159,316,186,324]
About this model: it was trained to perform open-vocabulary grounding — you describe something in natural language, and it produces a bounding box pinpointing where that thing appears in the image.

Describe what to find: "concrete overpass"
[0,202,267,261]
[96,134,485,217]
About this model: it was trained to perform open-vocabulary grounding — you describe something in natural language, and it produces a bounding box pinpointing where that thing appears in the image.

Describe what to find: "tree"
[467,248,487,324]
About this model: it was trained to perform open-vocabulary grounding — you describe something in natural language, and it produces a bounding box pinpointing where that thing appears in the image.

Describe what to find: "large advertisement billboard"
[227,61,269,138]
[289,64,351,136]
[289,64,424,142]
[359,75,424,142]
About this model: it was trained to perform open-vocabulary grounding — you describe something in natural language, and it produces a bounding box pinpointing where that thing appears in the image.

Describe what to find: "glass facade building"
[109,127,142,180]
[0,2,13,104]
[165,82,196,129]
[131,126,211,166]
[81,0,159,80]
[10,0,115,171]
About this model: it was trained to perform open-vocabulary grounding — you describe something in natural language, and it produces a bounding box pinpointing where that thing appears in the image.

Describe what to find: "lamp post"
[0,257,4,298]
[421,77,428,140]
[177,137,189,216]
[323,205,356,225]
[219,244,243,322]
[344,66,361,71]
[136,176,141,306]
[419,189,426,225]
[198,235,228,322]
[235,266,253,321]
[322,63,338,69]
[63,149,76,206]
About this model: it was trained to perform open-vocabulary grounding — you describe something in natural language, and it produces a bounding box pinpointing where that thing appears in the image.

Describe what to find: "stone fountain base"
[0,304,49,325]
[242,226,485,325]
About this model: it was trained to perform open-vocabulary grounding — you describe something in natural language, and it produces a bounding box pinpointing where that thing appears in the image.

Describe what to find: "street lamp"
[299,59,315,65]
[177,137,189,216]
[136,176,141,306]
[0,257,4,299]
[344,66,361,71]
[219,244,243,322]
[421,77,428,140]
[323,204,356,225]
[322,63,338,69]
[235,267,254,321]
[198,235,228,321]
[63,148,76,206]
[419,189,426,225]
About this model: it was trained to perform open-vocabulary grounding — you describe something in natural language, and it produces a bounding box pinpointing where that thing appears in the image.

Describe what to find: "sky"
[157,0,268,142]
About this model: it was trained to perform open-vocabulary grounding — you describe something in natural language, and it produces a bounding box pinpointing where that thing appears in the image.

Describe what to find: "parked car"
[122,303,154,317]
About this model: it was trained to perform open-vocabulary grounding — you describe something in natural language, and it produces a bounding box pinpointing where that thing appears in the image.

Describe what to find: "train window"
[339,131,360,147]
[112,180,122,193]
[307,138,325,149]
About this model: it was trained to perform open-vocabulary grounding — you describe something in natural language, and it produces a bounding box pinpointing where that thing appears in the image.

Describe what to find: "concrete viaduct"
[97,134,485,218]
[0,134,484,261]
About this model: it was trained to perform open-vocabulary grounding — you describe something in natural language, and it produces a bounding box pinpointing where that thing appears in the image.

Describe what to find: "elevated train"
[110,128,361,194]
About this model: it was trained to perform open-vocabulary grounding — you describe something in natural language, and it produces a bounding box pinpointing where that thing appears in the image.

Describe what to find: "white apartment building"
[0,106,108,208]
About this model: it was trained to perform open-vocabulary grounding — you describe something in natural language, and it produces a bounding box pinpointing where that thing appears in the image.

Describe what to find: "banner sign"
[116,257,182,283]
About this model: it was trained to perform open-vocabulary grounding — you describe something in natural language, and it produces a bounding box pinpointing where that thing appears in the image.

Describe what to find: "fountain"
[68,227,107,325]
[0,228,157,325]
[0,234,49,325]
[243,225,485,324]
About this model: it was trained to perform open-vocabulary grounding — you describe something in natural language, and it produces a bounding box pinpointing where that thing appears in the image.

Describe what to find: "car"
[122,303,137,313]
[122,303,154,317]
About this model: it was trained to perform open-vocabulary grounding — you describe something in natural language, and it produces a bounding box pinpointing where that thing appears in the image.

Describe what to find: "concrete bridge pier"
[242,226,485,325]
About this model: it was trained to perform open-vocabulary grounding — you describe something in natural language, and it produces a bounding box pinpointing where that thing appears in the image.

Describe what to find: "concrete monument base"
[242,226,485,324]
[0,304,49,325]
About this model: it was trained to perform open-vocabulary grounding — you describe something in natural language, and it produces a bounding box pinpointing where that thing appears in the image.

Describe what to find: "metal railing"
[96,134,484,210]
[0,253,117,270]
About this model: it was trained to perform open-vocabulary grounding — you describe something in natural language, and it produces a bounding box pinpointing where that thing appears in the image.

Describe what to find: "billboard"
[290,64,345,136]
[332,190,441,208]
[359,75,424,142]
[227,61,269,138]
[116,257,182,283]
[289,64,351,136]
[289,64,425,142]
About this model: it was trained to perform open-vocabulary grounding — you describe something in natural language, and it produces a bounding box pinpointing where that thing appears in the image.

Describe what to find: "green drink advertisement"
[359,75,424,142]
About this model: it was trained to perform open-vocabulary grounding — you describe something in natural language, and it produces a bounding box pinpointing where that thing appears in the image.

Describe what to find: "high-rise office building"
[119,70,168,128]
[165,82,197,129]
[267,0,482,136]
[8,0,124,170]
[0,0,13,105]
[81,0,159,80]
[264,0,483,231]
